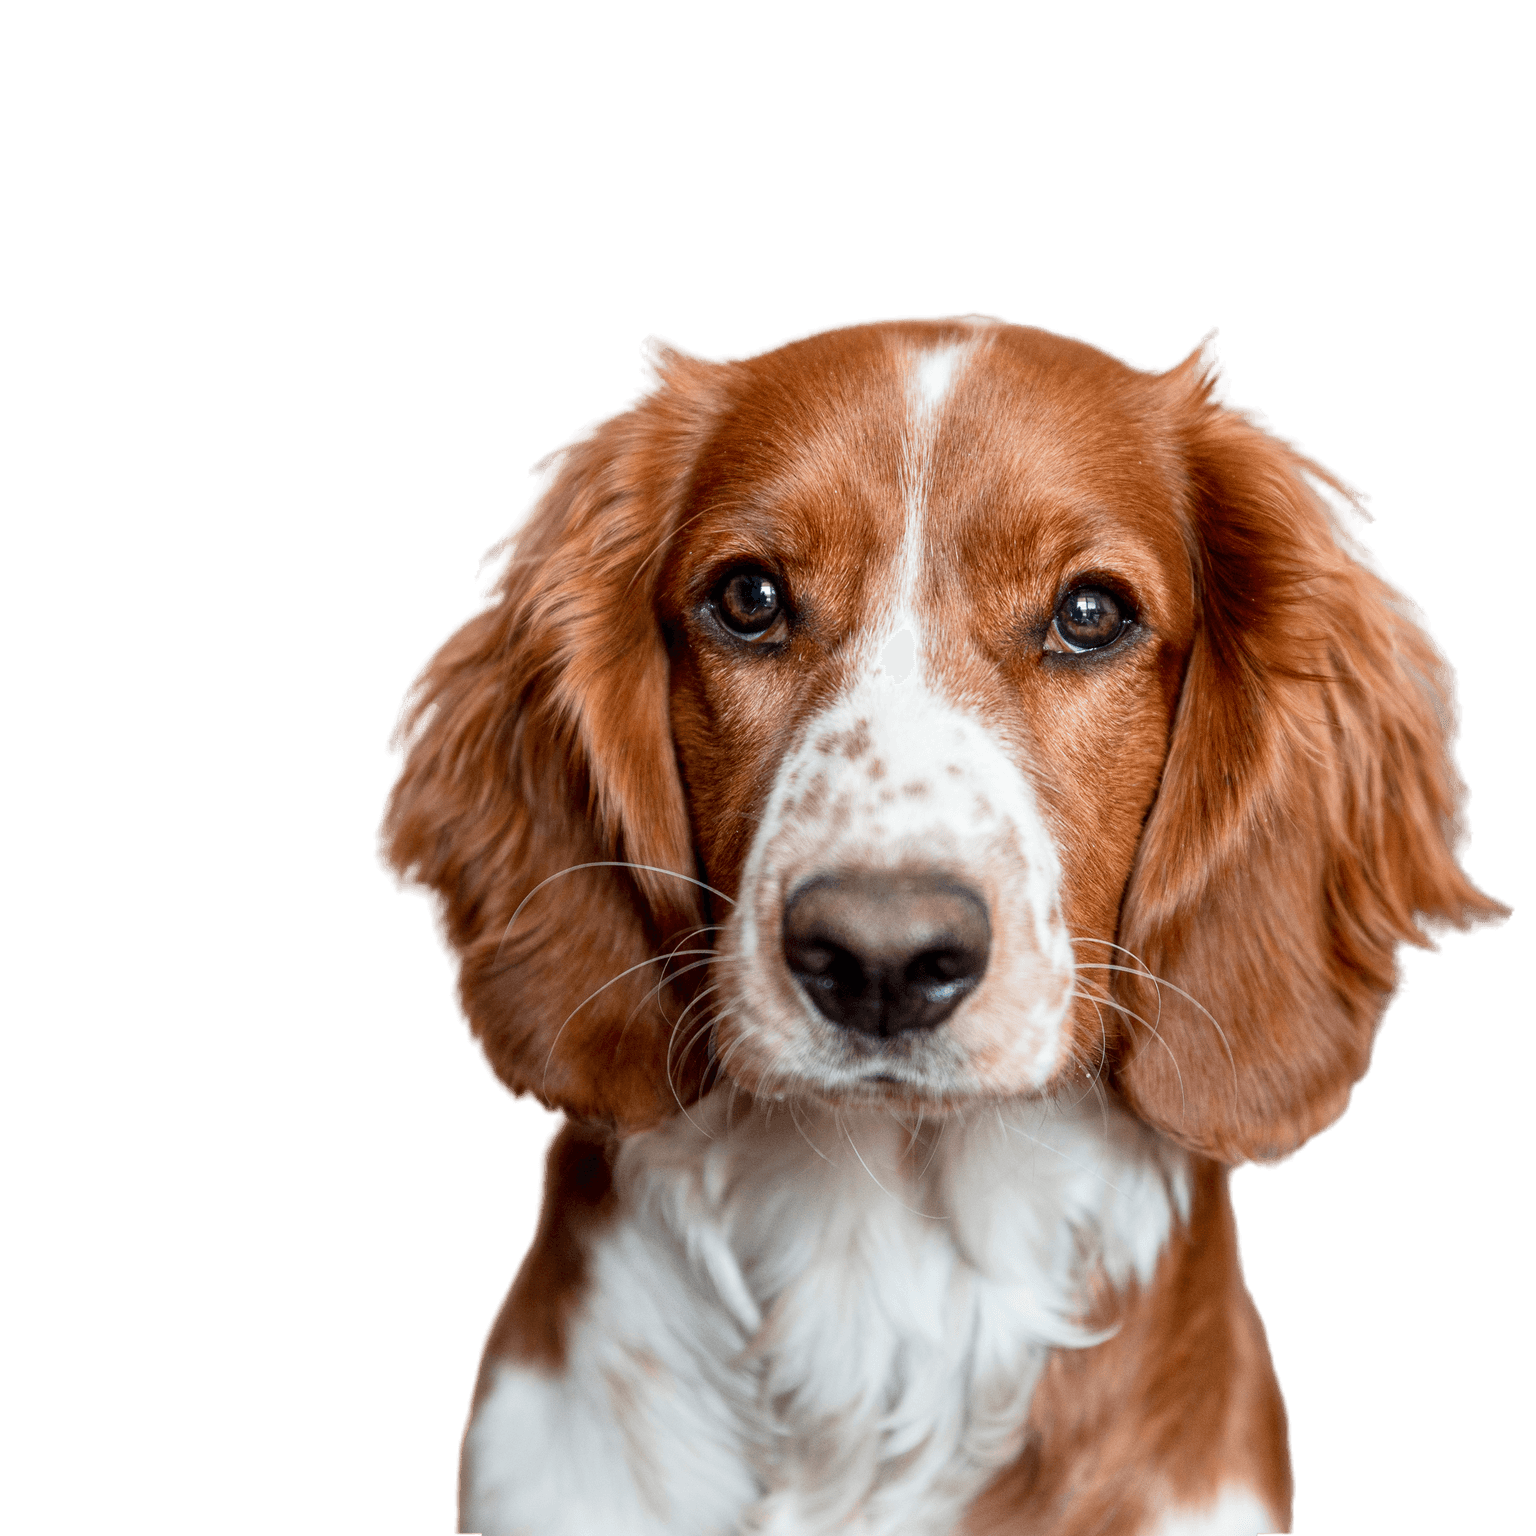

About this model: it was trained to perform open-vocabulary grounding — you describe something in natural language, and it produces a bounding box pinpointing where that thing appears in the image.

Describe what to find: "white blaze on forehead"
[915,344,965,411]
[893,341,973,626]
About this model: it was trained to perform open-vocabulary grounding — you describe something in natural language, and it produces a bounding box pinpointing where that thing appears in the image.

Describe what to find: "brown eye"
[717,570,784,637]
[1053,586,1130,651]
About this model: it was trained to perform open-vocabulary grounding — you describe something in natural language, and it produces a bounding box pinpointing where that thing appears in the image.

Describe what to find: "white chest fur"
[463,1091,1189,1536]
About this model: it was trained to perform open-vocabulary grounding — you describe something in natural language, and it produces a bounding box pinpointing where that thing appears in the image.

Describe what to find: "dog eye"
[717,570,784,638]
[1053,586,1130,652]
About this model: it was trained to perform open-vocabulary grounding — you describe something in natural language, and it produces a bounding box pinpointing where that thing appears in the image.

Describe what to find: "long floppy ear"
[384,350,724,1129]
[1113,355,1506,1163]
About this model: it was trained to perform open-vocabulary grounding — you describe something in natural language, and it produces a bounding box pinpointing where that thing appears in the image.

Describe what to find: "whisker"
[916,1112,947,1181]
[1069,933,1165,1037]
[709,1026,747,1076]
[667,1013,723,1086]
[537,947,717,1097]
[1060,987,1111,1119]
[640,953,735,1016]
[750,1062,790,1130]
[994,1110,1129,1200]
[665,984,728,1077]
[1071,977,1187,1119]
[650,962,742,1078]
[664,998,732,1138]
[613,951,728,1059]
[787,1097,834,1164]
[606,950,727,1044]
[669,975,727,1034]
[662,920,723,956]
[1088,1072,1111,1127]
[900,1103,927,1159]
[716,1032,798,1145]
[593,909,731,1043]
[1073,962,1238,1098]
[1069,935,1155,972]
[839,1110,948,1221]
[497,862,735,963]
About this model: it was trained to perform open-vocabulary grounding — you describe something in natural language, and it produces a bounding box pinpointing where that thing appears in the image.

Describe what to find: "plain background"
[3,3,1531,1532]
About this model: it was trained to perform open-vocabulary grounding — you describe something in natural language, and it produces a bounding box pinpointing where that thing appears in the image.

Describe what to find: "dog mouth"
[707,1025,984,1108]
[702,988,1082,1112]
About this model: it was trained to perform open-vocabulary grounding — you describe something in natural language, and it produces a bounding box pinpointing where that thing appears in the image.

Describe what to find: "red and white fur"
[386,321,1501,1535]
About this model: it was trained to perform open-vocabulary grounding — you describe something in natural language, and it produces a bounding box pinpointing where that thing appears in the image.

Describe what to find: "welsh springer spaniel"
[386,320,1501,1535]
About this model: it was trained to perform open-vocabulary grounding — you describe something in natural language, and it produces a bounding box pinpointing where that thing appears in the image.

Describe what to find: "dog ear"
[384,351,725,1130]
[1112,355,1506,1163]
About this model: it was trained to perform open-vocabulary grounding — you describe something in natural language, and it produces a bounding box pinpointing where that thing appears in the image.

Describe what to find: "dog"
[385,320,1501,1535]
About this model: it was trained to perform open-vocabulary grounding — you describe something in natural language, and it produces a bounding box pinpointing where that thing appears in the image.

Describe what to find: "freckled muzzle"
[781,871,992,1038]
[720,663,1075,1098]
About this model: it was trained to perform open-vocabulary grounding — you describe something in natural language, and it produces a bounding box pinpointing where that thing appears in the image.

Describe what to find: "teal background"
[4,5,1525,1531]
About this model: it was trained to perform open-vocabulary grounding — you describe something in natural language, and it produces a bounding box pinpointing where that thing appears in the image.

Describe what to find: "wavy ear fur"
[1113,357,1506,1163]
[384,352,723,1129]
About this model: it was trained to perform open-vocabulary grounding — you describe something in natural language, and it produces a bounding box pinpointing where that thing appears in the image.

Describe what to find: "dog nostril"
[781,872,991,1037]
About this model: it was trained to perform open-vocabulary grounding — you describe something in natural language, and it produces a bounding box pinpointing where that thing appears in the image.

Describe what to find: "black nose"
[781,872,991,1037]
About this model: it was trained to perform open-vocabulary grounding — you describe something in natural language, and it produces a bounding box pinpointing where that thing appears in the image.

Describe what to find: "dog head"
[385,321,1501,1162]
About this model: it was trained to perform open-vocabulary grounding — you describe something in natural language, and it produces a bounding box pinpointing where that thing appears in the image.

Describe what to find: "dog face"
[386,320,1499,1161]
[659,327,1194,1107]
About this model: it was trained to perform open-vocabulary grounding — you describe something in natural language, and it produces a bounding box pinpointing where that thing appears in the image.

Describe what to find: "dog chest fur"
[463,1091,1189,1536]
